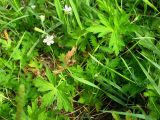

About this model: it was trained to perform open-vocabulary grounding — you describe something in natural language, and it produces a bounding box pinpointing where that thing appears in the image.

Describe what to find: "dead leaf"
[53,66,65,75]
[64,46,76,64]
[4,29,9,40]
[53,47,77,75]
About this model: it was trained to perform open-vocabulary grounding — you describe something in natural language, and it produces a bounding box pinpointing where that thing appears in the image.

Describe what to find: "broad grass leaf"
[98,75,126,94]
[143,0,159,12]
[104,92,126,106]
[103,111,147,119]
[71,74,100,90]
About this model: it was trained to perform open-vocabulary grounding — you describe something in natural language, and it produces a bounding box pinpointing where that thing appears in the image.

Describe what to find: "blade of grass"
[8,0,23,15]
[143,0,159,12]
[73,75,100,90]
[54,0,64,22]
[68,69,100,90]
[69,0,83,29]
[8,32,26,61]
[1,15,29,30]
[140,52,160,71]
[103,92,126,106]
[27,39,40,57]
[98,75,126,95]
[102,110,147,119]
[130,50,160,95]
[120,57,132,74]
[89,53,136,84]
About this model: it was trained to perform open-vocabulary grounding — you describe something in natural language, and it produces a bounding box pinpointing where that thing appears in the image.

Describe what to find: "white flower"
[63,5,72,14]
[43,35,55,46]
[31,5,36,9]
[40,15,45,22]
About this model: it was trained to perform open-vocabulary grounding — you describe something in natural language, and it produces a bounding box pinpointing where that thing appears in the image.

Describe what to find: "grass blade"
[102,110,147,119]
[140,52,160,71]
[69,0,83,29]
[143,0,159,12]
[54,0,64,22]
[68,69,100,89]
[130,51,160,95]
[8,32,26,61]
[89,53,135,84]
[1,15,29,30]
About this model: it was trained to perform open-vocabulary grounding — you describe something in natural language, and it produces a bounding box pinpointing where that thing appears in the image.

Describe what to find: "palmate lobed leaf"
[109,31,125,56]
[34,71,74,112]
[42,90,55,107]
[57,90,73,112]
[87,7,135,55]
[34,77,55,92]
[87,25,112,35]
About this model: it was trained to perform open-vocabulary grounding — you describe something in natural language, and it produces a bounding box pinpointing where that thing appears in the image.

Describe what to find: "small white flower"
[31,5,36,9]
[40,15,45,22]
[63,5,72,14]
[43,35,55,46]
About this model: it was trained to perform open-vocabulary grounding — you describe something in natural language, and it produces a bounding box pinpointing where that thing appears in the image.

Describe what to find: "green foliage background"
[0,0,160,119]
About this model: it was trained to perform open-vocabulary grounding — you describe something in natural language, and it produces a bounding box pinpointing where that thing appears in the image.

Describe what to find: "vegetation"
[0,0,160,119]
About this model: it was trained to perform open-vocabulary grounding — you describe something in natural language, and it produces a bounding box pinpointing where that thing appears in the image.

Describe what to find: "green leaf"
[109,32,125,56]
[103,111,147,119]
[34,77,55,92]
[143,0,159,12]
[140,53,160,71]
[89,53,135,84]
[57,90,73,112]
[87,25,112,34]
[138,38,160,57]
[42,91,55,107]
[69,0,83,29]
[112,112,121,120]
[71,74,100,89]
[54,0,64,21]
[34,27,47,34]
[98,75,126,94]
[9,32,26,61]
[0,38,11,50]
[130,51,160,96]
[46,68,56,84]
